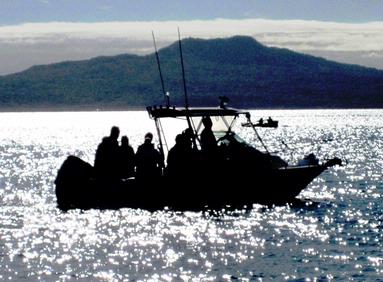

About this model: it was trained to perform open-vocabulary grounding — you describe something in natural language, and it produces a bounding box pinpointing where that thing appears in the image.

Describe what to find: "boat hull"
[55,156,332,211]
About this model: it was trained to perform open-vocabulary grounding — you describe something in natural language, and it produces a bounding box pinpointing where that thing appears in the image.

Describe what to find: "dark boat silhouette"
[55,102,341,211]
[54,32,341,211]
[242,118,279,128]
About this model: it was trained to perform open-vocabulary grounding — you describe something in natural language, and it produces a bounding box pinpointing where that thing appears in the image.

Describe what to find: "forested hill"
[0,36,382,110]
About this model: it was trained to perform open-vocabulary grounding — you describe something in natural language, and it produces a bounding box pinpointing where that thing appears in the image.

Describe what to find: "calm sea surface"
[0,109,382,281]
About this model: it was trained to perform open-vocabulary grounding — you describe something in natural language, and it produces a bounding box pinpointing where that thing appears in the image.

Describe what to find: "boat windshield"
[215,131,248,146]
[147,106,252,153]
[192,115,237,134]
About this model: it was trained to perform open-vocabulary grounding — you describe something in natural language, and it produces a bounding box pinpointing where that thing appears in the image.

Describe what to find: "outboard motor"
[55,156,94,210]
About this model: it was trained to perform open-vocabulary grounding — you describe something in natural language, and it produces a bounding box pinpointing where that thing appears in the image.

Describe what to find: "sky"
[0,0,382,75]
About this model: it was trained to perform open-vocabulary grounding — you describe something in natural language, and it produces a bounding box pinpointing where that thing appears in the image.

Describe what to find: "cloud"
[0,19,383,75]
[1,19,383,52]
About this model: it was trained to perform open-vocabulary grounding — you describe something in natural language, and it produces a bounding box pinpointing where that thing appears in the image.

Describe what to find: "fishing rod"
[151,31,166,161]
[152,31,167,105]
[177,27,198,149]
[178,27,189,110]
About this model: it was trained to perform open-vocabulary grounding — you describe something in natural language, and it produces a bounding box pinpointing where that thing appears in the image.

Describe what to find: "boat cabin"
[146,105,260,154]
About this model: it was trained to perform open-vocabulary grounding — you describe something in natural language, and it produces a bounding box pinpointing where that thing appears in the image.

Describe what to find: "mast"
[178,28,198,149]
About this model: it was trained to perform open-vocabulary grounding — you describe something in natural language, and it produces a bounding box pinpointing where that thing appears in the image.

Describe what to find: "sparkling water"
[0,109,382,281]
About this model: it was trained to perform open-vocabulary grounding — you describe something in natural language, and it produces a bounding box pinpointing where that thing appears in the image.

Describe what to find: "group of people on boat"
[165,117,217,177]
[94,126,162,182]
[93,116,221,182]
[94,126,135,180]
[93,114,288,183]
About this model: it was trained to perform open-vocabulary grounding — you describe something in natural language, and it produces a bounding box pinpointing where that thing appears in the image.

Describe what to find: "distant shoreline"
[0,105,146,112]
[0,105,382,113]
[1,37,382,111]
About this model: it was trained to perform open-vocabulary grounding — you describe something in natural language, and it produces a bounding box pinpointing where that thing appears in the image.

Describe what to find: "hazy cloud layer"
[0,19,382,75]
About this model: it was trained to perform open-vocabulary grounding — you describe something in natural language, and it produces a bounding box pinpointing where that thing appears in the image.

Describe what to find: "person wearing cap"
[135,132,162,181]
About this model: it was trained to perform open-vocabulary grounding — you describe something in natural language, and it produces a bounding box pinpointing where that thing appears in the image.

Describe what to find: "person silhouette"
[200,116,217,153]
[94,126,120,180]
[166,132,195,178]
[135,132,162,181]
[182,127,195,150]
[119,135,135,179]
[167,134,184,176]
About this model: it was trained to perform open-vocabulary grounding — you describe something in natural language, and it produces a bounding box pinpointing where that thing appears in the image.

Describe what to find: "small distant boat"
[242,118,279,128]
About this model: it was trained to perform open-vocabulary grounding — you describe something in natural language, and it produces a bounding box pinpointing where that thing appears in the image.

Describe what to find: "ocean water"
[0,109,382,281]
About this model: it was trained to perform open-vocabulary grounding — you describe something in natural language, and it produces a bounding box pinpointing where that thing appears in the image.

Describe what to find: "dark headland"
[0,36,382,110]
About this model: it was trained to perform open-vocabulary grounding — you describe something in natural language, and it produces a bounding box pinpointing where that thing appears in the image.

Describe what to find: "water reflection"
[0,110,382,280]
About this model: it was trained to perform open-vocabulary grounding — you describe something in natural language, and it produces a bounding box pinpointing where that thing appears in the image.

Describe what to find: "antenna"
[152,31,167,103]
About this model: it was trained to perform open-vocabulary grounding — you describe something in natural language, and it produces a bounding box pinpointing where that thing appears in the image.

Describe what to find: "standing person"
[166,134,186,177]
[94,126,120,180]
[119,135,135,179]
[200,116,217,154]
[167,129,196,176]
[135,132,162,181]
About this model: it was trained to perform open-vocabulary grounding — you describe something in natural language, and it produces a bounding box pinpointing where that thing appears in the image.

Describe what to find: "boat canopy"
[147,105,252,135]
[146,106,250,119]
[146,104,269,154]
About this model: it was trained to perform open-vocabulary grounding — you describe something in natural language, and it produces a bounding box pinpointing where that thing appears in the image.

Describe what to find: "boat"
[55,100,341,211]
[54,32,341,211]
[242,118,279,128]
